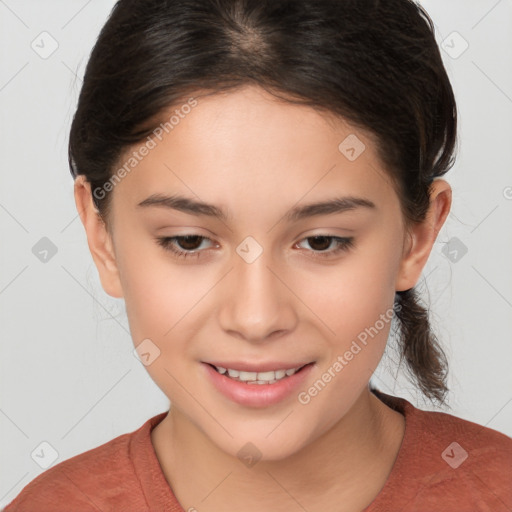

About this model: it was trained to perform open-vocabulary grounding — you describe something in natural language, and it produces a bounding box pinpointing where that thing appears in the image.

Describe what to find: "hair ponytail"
[394,288,449,405]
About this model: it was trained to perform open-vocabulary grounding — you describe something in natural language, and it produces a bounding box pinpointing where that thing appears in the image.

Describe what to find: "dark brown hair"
[68,0,457,405]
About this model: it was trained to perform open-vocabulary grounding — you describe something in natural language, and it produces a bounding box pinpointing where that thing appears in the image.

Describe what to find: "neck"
[151,387,405,512]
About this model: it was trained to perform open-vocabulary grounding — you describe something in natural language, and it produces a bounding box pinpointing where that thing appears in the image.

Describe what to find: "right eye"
[155,235,215,259]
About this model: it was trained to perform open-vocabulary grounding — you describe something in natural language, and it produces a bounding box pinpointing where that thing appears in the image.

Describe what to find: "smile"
[202,362,316,407]
[209,364,307,384]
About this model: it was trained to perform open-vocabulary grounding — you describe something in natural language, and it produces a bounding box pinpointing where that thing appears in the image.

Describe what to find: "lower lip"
[202,362,315,408]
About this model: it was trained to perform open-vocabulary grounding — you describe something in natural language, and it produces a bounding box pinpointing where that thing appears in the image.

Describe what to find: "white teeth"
[239,371,258,381]
[255,371,275,380]
[275,369,286,379]
[213,364,305,383]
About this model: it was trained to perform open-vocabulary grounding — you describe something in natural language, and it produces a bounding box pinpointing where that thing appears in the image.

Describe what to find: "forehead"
[111,85,395,217]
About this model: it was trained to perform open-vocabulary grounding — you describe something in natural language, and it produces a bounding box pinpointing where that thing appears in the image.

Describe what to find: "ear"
[73,175,124,298]
[395,179,452,292]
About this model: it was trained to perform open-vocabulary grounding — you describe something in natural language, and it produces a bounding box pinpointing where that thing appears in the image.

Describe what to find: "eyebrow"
[137,193,376,223]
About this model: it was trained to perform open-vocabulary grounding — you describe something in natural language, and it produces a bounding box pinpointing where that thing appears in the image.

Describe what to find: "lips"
[208,363,308,384]
[203,360,313,373]
[202,361,316,407]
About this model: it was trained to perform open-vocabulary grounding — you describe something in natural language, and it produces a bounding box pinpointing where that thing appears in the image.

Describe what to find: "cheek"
[115,237,213,345]
[292,235,400,342]
[292,244,400,420]
[117,248,216,400]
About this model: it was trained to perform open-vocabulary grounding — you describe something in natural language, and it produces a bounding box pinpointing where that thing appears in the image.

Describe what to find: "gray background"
[1,0,511,507]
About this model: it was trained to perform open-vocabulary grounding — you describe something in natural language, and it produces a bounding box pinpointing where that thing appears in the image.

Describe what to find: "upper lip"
[203,361,314,372]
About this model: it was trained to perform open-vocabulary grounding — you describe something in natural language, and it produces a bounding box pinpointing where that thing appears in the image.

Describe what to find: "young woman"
[5,0,511,511]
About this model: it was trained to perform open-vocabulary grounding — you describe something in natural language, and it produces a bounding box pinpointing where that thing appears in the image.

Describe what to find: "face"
[76,85,445,460]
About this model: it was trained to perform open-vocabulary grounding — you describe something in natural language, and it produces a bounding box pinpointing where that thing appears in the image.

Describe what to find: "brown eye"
[306,236,333,251]
[173,235,204,251]
[155,235,214,259]
[296,235,354,259]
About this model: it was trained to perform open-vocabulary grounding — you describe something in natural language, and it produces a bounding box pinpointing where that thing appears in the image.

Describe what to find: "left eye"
[296,235,354,257]
[155,234,354,260]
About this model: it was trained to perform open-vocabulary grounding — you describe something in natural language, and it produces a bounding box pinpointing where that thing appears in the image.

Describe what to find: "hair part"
[69,0,457,405]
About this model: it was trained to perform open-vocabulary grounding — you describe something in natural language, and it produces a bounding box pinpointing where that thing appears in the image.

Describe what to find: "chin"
[209,423,313,464]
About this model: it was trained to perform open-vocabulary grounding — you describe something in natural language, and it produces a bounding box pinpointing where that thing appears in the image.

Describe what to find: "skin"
[74,85,451,512]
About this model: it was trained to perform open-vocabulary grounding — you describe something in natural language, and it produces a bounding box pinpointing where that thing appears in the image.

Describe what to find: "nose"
[218,249,298,343]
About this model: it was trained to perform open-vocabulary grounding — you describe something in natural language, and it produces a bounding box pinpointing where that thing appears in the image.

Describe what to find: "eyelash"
[155,234,354,260]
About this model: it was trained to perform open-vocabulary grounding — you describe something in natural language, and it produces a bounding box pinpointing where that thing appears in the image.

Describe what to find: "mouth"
[205,362,314,385]
[202,360,316,407]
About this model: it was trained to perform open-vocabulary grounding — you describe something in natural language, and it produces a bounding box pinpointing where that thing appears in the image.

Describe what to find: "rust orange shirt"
[4,389,512,511]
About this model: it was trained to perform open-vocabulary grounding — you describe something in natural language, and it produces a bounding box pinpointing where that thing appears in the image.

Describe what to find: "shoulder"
[370,390,512,511]
[3,414,167,512]
[375,388,512,465]
[409,405,512,509]
[413,401,512,468]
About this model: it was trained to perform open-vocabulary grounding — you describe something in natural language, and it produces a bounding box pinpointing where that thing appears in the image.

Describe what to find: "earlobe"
[395,179,452,292]
[73,176,124,298]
